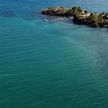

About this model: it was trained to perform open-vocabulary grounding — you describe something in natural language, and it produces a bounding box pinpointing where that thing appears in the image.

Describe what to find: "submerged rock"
[0,10,16,18]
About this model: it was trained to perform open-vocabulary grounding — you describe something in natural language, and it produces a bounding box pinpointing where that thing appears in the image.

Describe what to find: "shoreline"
[41,6,108,28]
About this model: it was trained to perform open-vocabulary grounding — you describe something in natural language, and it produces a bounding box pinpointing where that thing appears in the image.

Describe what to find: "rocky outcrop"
[42,7,73,16]
[41,7,87,16]
[41,6,108,28]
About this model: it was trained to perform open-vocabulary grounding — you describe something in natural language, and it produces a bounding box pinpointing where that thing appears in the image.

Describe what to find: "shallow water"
[0,0,108,108]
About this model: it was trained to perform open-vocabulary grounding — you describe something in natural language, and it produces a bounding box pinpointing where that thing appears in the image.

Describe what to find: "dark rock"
[41,6,108,28]
[42,7,73,16]
[0,10,16,18]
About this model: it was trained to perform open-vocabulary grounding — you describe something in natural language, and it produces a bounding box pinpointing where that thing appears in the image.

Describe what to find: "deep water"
[0,0,108,108]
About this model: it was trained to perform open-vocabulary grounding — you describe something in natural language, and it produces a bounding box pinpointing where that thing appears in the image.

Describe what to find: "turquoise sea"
[0,0,108,108]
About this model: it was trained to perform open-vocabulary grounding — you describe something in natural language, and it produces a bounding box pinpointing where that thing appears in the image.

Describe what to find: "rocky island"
[41,6,108,28]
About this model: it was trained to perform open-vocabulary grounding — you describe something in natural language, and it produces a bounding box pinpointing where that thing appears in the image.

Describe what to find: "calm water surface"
[0,0,108,108]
